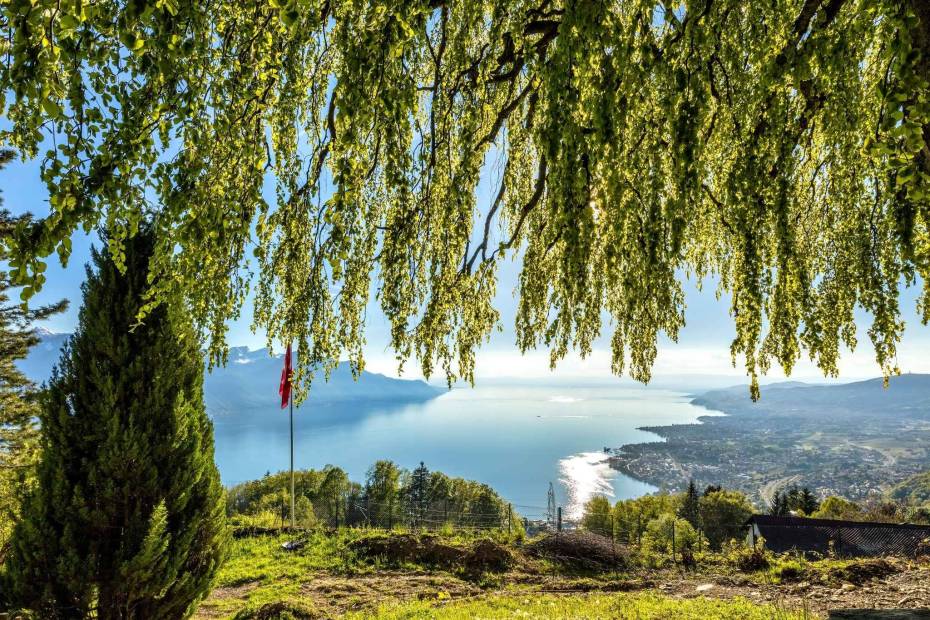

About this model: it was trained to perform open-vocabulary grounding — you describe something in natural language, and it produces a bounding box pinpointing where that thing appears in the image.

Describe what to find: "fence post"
[637,512,642,547]
[388,496,394,530]
[611,512,616,555]
[557,507,562,532]
[671,519,676,563]
[508,503,513,535]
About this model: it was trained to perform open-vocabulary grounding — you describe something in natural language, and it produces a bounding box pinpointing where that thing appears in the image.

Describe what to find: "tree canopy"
[1,0,929,397]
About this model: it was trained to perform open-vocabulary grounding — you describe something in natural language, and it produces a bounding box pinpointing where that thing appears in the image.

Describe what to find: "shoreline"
[607,400,729,493]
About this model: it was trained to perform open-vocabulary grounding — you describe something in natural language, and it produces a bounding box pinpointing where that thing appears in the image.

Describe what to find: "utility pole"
[289,389,295,529]
[547,482,557,528]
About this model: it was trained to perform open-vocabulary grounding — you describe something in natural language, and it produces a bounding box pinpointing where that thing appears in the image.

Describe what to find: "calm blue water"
[211,383,711,519]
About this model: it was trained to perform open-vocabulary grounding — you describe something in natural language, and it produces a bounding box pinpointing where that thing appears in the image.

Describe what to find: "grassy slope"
[199,530,824,619]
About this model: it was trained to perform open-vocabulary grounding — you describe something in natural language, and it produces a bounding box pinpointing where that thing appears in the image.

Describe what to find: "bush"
[581,495,613,537]
[811,496,862,520]
[233,601,316,620]
[722,539,771,572]
[771,558,807,583]
[643,514,697,554]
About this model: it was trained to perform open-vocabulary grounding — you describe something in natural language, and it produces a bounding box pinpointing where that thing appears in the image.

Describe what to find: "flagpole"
[289,389,295,529]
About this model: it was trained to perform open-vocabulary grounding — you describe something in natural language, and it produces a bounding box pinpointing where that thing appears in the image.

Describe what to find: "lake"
[211,383,712,520]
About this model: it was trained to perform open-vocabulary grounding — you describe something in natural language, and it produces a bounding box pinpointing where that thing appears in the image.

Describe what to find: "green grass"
[346,592,812,619]
[204,528,867,618]
[218,527,522,584]
[203,530,363,617]
[201,528,525,618]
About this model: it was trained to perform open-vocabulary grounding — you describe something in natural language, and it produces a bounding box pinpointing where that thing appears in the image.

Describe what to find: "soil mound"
[526,531,627,571]
[348,534,514,572]
[462,539,514,572]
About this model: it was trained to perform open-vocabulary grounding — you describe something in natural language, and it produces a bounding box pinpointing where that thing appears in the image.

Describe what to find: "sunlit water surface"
[212,384,712,519]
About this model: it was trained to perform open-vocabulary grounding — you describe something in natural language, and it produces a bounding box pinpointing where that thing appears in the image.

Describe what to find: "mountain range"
[18,330,442,415]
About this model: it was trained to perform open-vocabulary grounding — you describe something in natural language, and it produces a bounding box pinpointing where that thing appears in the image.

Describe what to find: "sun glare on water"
[558,451,618,520]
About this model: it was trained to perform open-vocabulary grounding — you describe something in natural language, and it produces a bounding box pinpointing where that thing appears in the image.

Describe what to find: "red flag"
[279,343,292,409]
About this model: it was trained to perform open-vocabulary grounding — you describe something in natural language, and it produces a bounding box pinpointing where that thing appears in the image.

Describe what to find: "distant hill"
[691,374,930,419]
[610,373,930,505]
[888,471,930,506]
[18,331,442,415]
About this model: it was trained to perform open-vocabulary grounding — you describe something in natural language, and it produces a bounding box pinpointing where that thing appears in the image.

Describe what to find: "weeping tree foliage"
[1,1,929,398]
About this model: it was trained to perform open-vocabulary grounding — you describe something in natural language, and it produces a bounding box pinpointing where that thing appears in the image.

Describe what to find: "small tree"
[4,228,226,618]
[581,495,613,538]
[364,460,402,528]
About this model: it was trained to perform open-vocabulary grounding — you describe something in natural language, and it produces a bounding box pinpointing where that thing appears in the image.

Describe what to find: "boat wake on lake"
[548,395,584,403]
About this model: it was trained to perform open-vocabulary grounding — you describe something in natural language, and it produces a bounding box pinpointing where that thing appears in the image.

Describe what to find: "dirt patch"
[526,532,627,571]
[654,557,930,615]
[209,580,261,599]
[299,572,482,617]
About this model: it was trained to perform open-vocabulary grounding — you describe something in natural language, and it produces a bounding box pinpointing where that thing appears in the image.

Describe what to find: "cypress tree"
[4,227,227,618]
[678,479,701,528]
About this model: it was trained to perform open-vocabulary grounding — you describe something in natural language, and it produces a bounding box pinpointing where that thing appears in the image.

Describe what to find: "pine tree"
[799,488,820,516]
[407,462,430,526]
[678,479,701,528]
[3,227,227,618]
[770,491,790,517]
[0,150,67,553]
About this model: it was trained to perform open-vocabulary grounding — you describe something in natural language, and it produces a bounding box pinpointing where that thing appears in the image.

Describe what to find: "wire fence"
[232,492,755,563]
[238,495,529,533]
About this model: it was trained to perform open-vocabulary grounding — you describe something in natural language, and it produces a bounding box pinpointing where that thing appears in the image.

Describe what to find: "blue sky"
[3,151,929,384]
